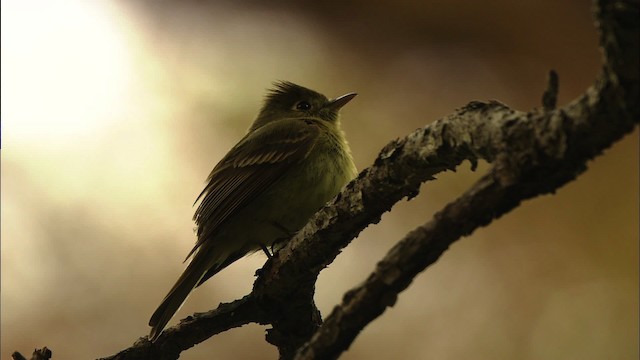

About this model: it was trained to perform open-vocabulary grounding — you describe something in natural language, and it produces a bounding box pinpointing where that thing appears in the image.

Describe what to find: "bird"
[148,81,358,340]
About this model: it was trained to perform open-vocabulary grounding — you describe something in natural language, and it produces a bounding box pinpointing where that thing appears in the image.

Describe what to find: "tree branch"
[294,172,512,360]
[98,296,267,360]
[292,0,639,357]
[37,0,634,358]
[12,348,52,360]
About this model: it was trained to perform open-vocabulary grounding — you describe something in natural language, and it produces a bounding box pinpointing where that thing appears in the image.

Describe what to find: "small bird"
[149,81,358,340]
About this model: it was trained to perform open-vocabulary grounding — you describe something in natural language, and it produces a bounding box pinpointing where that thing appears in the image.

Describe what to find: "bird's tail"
[148,251,212,341]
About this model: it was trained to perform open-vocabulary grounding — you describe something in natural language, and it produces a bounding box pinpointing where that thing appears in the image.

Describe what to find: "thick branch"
[292,0,639,357]
[294,172,514,359]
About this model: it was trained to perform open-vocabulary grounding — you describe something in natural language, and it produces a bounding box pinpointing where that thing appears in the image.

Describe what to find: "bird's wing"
[185,118,321,261]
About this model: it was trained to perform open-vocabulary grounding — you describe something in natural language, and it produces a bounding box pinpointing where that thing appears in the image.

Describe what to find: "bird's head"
[250,81,356,132]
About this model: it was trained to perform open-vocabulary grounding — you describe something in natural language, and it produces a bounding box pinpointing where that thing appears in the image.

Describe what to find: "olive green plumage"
[149,81,357,340]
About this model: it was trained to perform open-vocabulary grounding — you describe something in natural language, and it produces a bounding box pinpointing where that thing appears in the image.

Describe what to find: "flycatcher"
[149,81,357,340]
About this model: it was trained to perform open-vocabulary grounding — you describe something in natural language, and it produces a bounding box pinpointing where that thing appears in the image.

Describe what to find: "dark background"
[2,1,637,359]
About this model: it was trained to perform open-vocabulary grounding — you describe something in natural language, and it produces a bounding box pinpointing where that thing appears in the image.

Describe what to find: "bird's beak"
[326,92,357,110]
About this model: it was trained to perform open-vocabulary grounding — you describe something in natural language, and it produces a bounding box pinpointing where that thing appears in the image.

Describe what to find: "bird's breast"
[210,129,356,258]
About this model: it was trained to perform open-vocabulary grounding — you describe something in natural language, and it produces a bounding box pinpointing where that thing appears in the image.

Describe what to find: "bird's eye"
[295,101,311,111]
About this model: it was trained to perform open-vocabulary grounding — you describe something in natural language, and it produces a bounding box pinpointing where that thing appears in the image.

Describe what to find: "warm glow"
[1,0,132,145]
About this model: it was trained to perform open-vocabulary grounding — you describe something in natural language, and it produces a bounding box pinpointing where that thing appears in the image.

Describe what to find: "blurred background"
[1,0,637,359]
